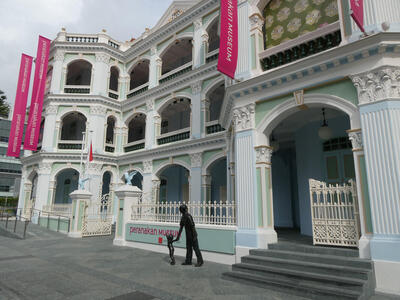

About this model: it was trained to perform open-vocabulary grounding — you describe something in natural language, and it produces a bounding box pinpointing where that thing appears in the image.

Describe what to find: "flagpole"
[79,131,86,182]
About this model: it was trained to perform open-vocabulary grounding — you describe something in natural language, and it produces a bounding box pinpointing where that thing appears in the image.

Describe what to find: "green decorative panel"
[202,76,220,90]
[306,79,358,105]
[157,37,173,52]
[202,10,219,26]
[153,158,169,171]
[174,155,190,167]
[255,94,292,126]
[126,223,236,254]
[263,0,339,49]
[203,149,223,167]
[178,24,194,34]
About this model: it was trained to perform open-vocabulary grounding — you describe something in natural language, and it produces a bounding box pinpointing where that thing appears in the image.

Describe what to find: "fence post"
[114,185,142,246]
[68,190,92,238]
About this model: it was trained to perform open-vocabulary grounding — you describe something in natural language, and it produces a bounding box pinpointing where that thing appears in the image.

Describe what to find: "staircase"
[223,242,375,300]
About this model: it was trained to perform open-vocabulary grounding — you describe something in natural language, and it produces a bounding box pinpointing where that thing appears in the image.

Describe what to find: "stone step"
[250,249,373,269]
[268,242,359,257]
[232,263,365,292]
[222,270,361,300]
[242,255,372,280]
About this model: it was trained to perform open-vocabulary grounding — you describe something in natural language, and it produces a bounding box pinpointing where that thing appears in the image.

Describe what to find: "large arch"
[66,59,93,86]
[204,156,228,204]
[109,66,120,92]
[129,59,150,90]
[53,168,80,204]
[206,17,220,53]
[160,37,193,75]
[158,97,191,136]
[60,112,87,141]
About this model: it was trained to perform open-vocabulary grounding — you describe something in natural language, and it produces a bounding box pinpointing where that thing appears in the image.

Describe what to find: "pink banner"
[7,54,33,157]
[217,0,238,79]
[24,36,51,150]
[350,0,365,33]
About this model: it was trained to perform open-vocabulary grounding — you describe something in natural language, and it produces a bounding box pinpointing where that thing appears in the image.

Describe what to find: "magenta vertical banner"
[7,54,33,157]
[24,35,51,150]
[217,0,238,79]
[350,0,365,33]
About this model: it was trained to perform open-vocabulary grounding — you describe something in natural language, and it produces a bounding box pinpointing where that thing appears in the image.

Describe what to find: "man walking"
[175,204,204,267]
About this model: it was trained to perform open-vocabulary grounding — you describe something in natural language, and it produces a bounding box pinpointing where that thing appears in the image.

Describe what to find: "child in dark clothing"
[166,233,176,265]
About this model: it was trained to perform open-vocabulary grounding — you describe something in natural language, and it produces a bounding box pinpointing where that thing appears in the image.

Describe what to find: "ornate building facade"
[17,0,400,295]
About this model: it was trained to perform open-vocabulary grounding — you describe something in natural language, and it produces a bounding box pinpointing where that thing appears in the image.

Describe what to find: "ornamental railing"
[131,201,236,226]
[105,143,115,153]
[127,84,149,99]
[157,128,190,145]
[159,62,192,84]
[108,90,119,99]
[64,85,90,94]
[58,140,83,150]
[42,204,72,217]
[66,35,98,43]
[260,22,341,71]
[124,139,145,152]
[206,120,224,134]
[206,49,219,63]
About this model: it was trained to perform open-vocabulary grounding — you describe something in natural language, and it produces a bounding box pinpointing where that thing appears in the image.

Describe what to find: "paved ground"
[0,224,398,300]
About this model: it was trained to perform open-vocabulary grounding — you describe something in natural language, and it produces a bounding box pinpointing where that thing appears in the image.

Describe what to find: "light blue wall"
[210,158,227,203]
[160,165,188,203]
[272,115,351,236]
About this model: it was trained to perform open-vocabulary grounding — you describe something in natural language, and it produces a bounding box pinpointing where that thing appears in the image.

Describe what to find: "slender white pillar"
[92,53,110,96]
[191,82,202,139]
[149,47,161,88]
[190,153,202,204]
[42,105,58,152]
[34,162,52,211]
[193,19,203,68]
[89,106,107,154]
[50,50,64,94]
[145,100,155,149]
[142,160,153,204]
[86,162,103,203]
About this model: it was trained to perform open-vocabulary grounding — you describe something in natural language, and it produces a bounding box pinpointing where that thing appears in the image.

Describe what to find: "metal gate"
[82,194,113,237]
[309,179,360,247]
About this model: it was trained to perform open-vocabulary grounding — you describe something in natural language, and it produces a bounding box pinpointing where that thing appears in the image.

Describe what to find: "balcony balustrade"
[206,121,224,135]
[124,139,145,153]
[105,144,115,153]
[159,62,192,85]
[206,49,219,63]
[127,84,149,99]
[58,140,83,150]
[64,85,90,94]
[157,128,190,145]
[66,36,98,43]
[260,22,341,71]
[108,90,119,99]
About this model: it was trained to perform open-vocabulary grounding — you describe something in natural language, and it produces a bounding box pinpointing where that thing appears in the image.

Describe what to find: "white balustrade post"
[68,190,92,238]
[114,185,142,246]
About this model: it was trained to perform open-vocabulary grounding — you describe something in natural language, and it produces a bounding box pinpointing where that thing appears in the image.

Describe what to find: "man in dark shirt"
[175,204,204,267]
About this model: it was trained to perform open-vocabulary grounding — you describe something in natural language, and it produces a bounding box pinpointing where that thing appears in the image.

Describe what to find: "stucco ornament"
[348,130,363,151]
[255,146,273,165]
[233,104,255,132]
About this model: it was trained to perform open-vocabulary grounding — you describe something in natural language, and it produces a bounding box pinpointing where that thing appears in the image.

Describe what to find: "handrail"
[0,207,30,239]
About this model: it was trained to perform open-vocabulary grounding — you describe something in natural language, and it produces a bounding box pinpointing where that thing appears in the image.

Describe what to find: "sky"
[0,0,174,106]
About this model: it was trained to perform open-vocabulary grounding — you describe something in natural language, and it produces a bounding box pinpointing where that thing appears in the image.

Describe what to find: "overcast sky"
[0,0,173,106]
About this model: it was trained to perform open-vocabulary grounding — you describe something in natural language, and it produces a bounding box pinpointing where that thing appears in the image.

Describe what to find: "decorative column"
[34,162,52,212]
[54,120,61,150]
[191,82,202,139]
[114,185,142,246]
[86,162,103,203]
[254,145,277,247]
[50,50,64,94]
[153,114,161,145]
[347,129,373,259]
[152,179,161,204]
[68,189,92,238]
[201,98,210,137]
[200,32,209,66]
[189,152,202,204]
[42,105,58,152]
[119,75,130,100]
[201,174,211,203]
[193,18,203,68]
[145,99,155,149]
[249,13,264,75]
[235,0,252,80]
[92,53,110,96]
[149,47,161,88]
[351,66,400,293]
[233,103,268,253]
[89,106,107,154]
[142,160,153,204]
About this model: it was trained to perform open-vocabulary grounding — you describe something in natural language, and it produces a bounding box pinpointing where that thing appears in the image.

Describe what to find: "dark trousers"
[185,237,203,263]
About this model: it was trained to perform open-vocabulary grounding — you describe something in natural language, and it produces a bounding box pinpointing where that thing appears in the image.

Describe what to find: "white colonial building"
[17,0,400,296]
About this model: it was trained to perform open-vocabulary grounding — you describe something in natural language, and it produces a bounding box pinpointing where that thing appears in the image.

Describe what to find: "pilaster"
[191,82,202,139]
[145,99,155,149]
[89,106,107,154]
[35,162,52,211]
[42,105,58,152]
[193,18,203,68]
[190,152,202,204]
[50,50,65,94]
[92,53,110,96]
[149,47,161,88]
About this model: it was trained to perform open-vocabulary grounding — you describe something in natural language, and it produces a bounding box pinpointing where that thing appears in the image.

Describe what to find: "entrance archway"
[155,164,190,203]
[256,94,362,246]
[54,168,79,204]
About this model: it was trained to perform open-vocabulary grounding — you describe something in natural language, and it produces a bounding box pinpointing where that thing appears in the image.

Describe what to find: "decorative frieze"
[233,103,255,132]
[351,66,400,105]
[191,82,202,95]
[255,145,273,165]
[45,105,58,115]
[190,152,202,168]
[347,129,363,152]
[143,160,153,173]
[249,14,263,31]
[95,53,110,64]
[90,105,107,115]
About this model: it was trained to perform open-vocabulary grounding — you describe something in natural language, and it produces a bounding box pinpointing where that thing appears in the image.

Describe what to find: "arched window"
[66,60,92,85]
[207,18,220,53]
[54,169,79,204]
[160,98,191,134]
[207,83,225,122]
[161,38,193,75]
[127,114,146,143]
[129,60,150,90]
[60,112,86,141]
[105,116,116,153]
[109,66,119,92]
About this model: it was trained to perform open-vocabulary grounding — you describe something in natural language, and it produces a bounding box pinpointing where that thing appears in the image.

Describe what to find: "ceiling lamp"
[318,108,333,140]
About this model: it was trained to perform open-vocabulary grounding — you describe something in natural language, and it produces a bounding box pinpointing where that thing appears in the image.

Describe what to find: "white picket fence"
[131,201,236,226]
[309,179,360,247]
[42,204,72,217]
